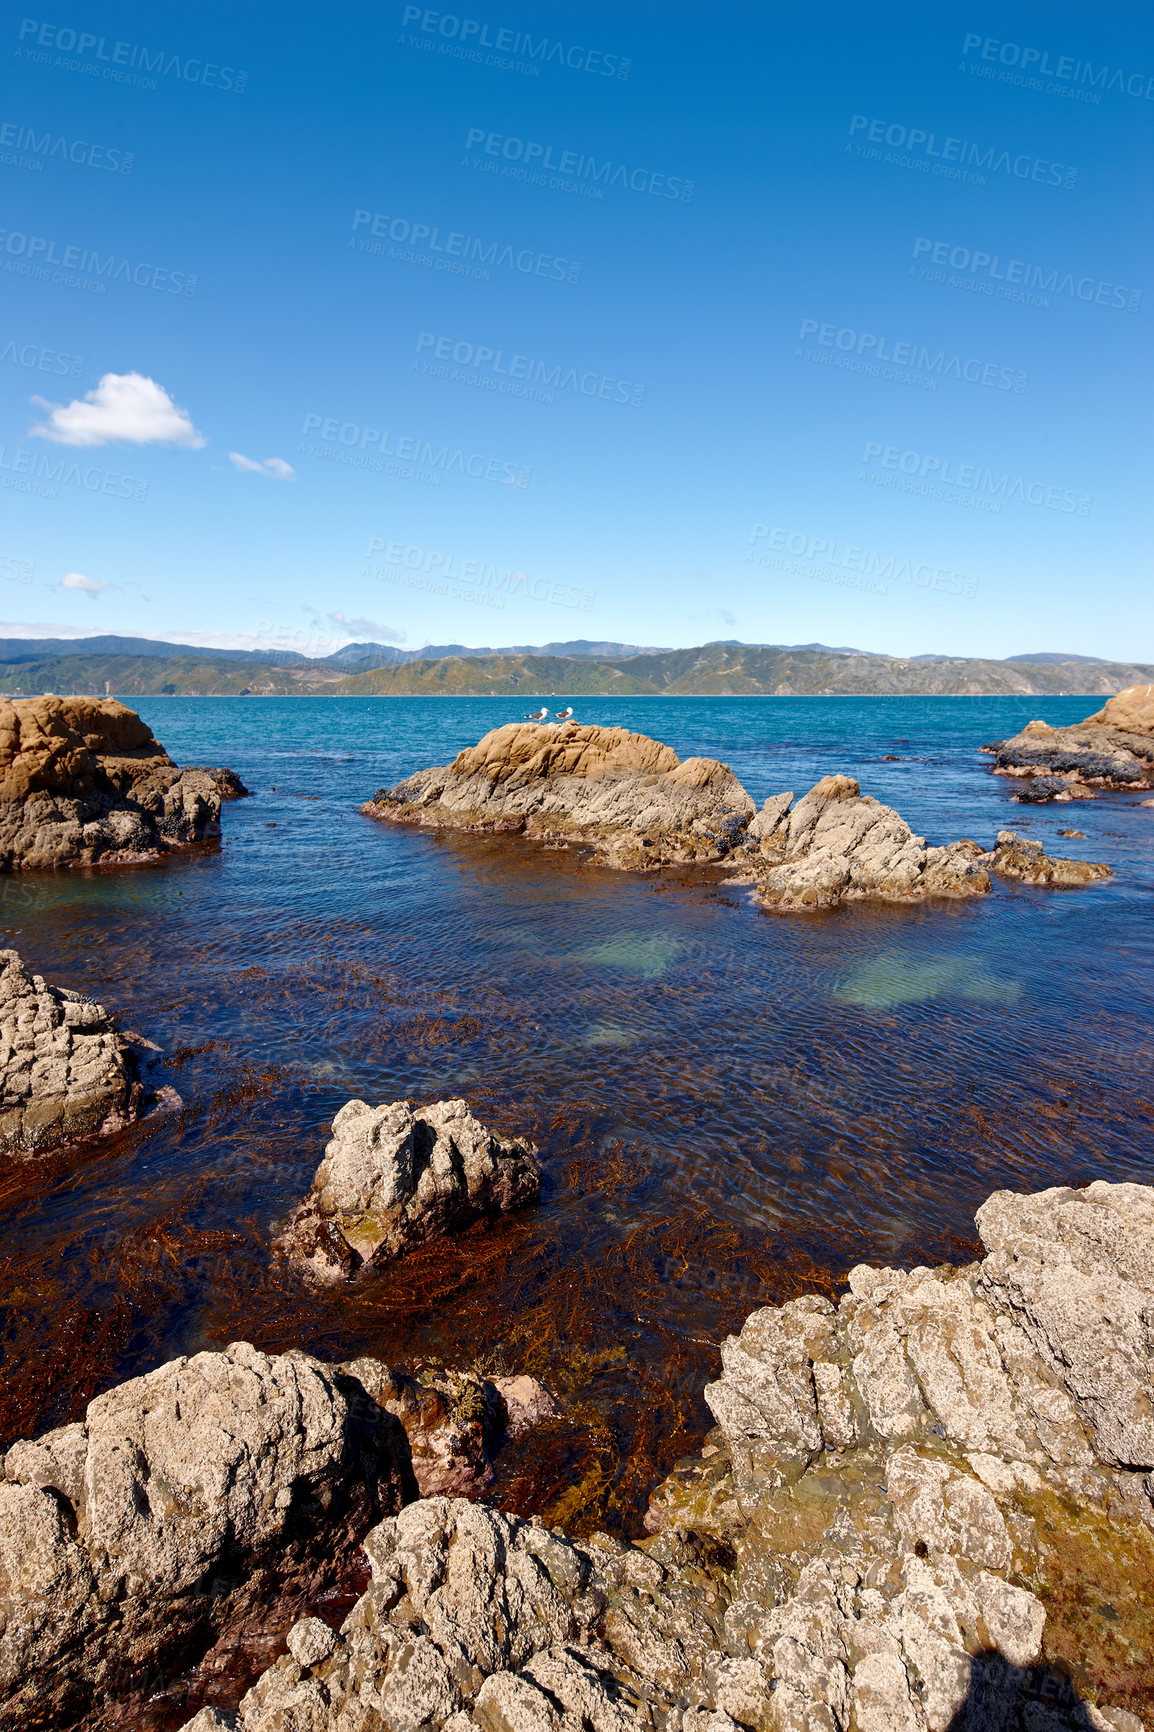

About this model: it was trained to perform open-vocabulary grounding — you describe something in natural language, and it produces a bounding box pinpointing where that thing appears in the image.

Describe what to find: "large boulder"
[0,948,143,1156]
[182,1185,1152,1732]
[0,696,246,871]
[986,690,1154,798]
[362,720,756,869]
[0,1343,410,1730]
[276,1098,542,1282]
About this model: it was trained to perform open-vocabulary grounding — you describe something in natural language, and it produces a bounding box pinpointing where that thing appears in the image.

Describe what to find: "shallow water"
[2,695,1152,1542]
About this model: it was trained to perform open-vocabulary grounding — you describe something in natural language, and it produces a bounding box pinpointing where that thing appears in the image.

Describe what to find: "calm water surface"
[2,695,1152,1535]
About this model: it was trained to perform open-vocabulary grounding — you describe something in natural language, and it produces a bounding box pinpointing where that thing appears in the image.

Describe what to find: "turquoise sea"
[2,696,1151,1534]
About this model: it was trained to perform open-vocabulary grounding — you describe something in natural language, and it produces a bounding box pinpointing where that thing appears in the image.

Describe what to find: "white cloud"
[30,372,205,448]
[61,572,115,599]
[229,452,296,480]
[325,610,405,643]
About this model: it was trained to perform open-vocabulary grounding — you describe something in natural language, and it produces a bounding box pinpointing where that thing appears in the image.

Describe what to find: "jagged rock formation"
[276,1098,542,1282]
[174,1181,1151,1732]
[0,948,143,1156]
[986,685,1154,800]
[0,695,246,871]
[363,721,756,869]
[736,775,992,909]
[366,728,1106,910]
[0,1343,410,1731]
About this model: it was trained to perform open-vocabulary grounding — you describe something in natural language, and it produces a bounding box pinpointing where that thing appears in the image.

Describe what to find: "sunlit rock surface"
[0,695,246,871]
[177,1182,1152,1732]
[276,1098,542,1281]
[363,720,756,869]
[366,727,1106,911]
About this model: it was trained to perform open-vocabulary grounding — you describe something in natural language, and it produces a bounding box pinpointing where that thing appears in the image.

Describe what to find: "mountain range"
[1,637,1149,700]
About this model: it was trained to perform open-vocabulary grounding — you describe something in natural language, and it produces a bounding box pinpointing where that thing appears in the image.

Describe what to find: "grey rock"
[276,1098,542,1281]
[744,776,992,910]
[975,1182,1154,1468]
[0,1342,407,1729]
[0,948,143,1156]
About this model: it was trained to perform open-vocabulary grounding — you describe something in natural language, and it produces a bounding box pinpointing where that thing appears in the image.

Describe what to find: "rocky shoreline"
[985,685,1154,804]
[2,1180,1149,1730]
[0,695,246,872]
[365,723,1109,910]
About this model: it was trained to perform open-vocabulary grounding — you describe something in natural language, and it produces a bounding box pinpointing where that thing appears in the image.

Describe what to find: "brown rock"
[0,1343,409,1730]
[1086,683,1154,736]
[988,830,1111,886]
[0,695,243,871]
[990,688,1154,796]
[362,721,755,869]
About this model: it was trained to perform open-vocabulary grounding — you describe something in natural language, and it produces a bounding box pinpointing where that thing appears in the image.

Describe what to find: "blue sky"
[1,0,1151,658]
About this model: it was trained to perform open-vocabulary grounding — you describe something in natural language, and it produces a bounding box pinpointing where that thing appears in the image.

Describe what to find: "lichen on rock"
[275,1098,542,1281]
[0,694,246,872]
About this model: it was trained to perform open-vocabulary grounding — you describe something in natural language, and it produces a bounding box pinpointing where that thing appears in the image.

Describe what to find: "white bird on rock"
[524,707,550,721]
[553,706,575,721]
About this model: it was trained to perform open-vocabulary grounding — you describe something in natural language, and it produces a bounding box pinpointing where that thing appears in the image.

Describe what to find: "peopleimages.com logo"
[860,442,1091,516]
[399,8,630,79]
[463,128,693,200]
[0,118,133,172]
[414,333,645,406]
[961,33,1154,100]
[747,525,978,599]
[797,319,1027,391]
[15,18,246,90]
[911,238,1141,312]
[847,114,1078,188]
[1,336,84,376]
[301,415,531,488]
[351,210,580,284]
[0,229,197,294]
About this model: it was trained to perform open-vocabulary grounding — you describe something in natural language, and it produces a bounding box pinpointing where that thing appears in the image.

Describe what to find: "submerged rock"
[0,1342,409,1731]
[173,1181,1151,1732]
[276,1098,542,1281]
[987,686,1154,798]
[343,1358,558,1498]
[739,775,992,909]
[362,720,756,869]
[0,947,144,1156]
[0,695,246,871]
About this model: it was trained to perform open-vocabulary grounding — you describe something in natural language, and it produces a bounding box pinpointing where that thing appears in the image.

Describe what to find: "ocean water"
[2,695,1152,1539]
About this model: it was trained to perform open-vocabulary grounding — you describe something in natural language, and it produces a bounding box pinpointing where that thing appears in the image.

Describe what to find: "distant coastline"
[1,637,1150,700]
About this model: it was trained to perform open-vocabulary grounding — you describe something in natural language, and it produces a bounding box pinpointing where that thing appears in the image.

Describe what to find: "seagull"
[552,706,574,721]
[524,707,550,721]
